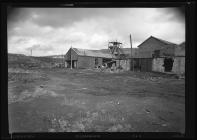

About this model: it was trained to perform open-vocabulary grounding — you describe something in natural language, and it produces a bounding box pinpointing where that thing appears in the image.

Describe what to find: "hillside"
[8,53,64,68]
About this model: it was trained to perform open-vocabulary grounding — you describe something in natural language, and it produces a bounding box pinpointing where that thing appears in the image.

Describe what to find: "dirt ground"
[8,68,185,132]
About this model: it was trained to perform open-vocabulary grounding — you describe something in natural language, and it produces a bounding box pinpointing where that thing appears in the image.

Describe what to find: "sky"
[7,8,185,56]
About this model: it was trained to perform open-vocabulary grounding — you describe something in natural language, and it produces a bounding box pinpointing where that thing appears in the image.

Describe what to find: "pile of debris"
[174,74,185,79]
[93,65,125,73]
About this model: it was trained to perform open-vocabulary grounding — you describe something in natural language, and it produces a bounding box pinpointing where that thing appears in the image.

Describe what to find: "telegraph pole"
[130,34,134,71]
[30,49,32,56]
[70,46,72,69]
[62,53,64,68]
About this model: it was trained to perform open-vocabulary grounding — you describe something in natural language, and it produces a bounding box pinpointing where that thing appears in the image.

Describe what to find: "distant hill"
[44,55,64,59]
[8,53,64,68]
[8,53,28,56]
[33,56,63,63]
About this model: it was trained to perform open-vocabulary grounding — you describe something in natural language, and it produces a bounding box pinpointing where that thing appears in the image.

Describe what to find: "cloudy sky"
[7,8,185,56]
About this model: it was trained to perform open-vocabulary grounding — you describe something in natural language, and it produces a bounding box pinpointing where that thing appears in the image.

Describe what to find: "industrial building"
[64,36,185,74]
[64,47,113,69]
[134,36,185,74]
[64,41,138,69]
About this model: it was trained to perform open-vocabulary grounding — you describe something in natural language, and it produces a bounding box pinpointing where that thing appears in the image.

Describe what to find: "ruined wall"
[152,58,165,72]
[77,56,95,69]
[172,57,185,74]
[116,59,130,71]
[152,57,185,74]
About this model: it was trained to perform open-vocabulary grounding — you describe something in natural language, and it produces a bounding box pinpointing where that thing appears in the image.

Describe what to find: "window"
[163,58,174,72]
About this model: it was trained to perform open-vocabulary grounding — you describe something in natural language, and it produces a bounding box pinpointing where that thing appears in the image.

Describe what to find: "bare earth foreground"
[8,68,185,132]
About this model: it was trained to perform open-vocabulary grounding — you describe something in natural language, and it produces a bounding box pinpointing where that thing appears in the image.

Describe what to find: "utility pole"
[70,46,72,69]
[30,49,32,56]
[130,34,134,71]
[62,53,64,68]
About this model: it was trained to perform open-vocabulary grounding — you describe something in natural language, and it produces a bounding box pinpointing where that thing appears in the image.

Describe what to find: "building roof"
[71,47,140,59]
[87,48,139,58]
[137,36,177,48]
[151,36,177,45]
[72,48,113,58]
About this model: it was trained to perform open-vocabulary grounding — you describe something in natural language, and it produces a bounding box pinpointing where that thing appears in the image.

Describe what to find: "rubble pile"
[93,65,125,73]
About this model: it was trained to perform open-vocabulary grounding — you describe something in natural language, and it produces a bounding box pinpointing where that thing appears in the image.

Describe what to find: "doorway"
[66,60,77,68]
[163,58,174,72]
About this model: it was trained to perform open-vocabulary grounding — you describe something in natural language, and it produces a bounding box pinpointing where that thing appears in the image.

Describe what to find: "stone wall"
[152,57,185,74]
[172,57,185,74]
[77,56,95,69]
[152,58,165,72]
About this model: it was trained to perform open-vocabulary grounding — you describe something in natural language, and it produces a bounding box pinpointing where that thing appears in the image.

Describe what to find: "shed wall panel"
[140,58,152,72]
[116,59,130,71]
[98,58,103,66]
[77,56,95,69]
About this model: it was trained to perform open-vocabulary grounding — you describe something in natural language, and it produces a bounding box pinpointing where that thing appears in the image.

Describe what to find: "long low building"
[64,47,113,69]
[64,46,139,69]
